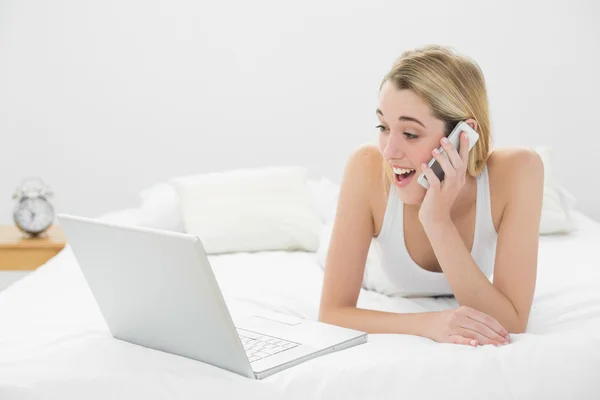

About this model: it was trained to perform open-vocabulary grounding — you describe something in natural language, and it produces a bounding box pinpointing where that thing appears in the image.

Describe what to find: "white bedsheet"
[1,212,600,399]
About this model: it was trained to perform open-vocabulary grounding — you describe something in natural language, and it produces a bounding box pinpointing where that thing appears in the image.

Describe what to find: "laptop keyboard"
[236,328,300,363]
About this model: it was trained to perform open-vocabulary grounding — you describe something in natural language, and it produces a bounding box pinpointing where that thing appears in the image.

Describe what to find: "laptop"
[57,214,367,379]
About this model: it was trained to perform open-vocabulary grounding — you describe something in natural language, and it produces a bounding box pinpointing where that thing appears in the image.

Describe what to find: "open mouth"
[393,167,416,186]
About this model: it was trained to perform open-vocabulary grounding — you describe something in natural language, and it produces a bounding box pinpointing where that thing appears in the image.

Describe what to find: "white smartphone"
[417,121,480,189]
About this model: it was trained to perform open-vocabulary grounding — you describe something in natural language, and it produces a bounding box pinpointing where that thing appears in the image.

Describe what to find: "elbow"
[318,311,327,324]
[318,306,335,325]
[319,305,347,326]
[511,322,528,335]
[508,315,529,334]
[503,300,530,334]
[508,326,526,335]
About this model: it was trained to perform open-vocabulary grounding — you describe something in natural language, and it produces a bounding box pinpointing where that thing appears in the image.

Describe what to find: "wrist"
[413,311,441,340]
[420,216,453,233]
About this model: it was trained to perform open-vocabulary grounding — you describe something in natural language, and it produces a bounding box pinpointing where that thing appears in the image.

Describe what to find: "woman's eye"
[375,125,388,133]
[376,125,418,140]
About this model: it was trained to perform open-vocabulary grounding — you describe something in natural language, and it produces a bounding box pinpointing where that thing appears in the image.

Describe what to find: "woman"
[318,45,544,347]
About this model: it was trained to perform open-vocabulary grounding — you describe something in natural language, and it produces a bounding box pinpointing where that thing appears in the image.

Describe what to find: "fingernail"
[462,132,468,139]
[421,163,427,170]
[442,137,450,144]
[433,148,440,155]
[470,340,477,346]
[505,335,510,342]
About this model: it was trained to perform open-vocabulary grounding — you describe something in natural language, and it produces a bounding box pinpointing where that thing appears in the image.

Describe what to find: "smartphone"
[417,121,480,189]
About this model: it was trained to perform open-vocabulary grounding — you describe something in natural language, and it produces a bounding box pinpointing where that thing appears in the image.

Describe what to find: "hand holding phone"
[417,121,480,189]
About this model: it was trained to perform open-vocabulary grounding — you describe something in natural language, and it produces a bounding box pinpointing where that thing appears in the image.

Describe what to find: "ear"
[464,118,478,133]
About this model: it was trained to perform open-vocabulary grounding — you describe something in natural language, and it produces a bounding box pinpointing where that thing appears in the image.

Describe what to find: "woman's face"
[376,81,447,204]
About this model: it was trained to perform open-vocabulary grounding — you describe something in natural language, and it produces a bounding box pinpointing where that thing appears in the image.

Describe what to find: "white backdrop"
[0,0,599,223]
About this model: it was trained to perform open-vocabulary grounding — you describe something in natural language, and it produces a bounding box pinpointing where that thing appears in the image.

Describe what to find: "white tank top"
[369,164,498,297]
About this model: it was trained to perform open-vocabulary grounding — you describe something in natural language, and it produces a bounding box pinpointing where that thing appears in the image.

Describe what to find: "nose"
[382,132,406,160]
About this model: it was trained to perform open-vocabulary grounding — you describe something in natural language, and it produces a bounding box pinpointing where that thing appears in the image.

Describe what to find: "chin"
[391,168,427,203]
[395,186,425,205]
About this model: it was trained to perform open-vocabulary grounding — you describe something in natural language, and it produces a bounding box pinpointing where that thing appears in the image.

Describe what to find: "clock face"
[14,197,55,234]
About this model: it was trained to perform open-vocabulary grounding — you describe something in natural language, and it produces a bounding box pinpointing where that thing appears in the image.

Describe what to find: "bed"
[1,189,600,399]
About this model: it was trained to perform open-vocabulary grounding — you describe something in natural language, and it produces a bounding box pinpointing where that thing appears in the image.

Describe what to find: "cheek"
[418,150,433,165]
[407,146,433,168]
[416,141,441,165]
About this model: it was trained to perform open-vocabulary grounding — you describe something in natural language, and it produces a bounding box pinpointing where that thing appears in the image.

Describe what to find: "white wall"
[1,0,599,223]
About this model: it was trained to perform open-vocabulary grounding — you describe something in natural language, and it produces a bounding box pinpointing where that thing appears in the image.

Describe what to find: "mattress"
[0,211,599,399]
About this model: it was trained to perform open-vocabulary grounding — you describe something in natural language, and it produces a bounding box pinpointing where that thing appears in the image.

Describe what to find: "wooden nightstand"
[0,225,66,271]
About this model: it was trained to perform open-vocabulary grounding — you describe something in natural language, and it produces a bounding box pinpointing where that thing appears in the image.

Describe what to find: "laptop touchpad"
[251,312,303,326]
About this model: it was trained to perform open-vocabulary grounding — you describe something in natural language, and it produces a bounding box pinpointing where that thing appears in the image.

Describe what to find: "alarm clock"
[12,177,55,236]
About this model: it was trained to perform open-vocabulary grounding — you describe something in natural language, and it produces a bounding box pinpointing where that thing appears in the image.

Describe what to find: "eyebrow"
[376,109,426,129]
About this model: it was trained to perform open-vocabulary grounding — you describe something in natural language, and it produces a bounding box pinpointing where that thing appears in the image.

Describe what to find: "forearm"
[423,219,523,332]
[319,306,436,337]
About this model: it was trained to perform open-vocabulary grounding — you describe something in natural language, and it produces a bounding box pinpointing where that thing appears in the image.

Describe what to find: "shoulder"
[486,147,544,220]
[486,147,544,193]
[344,144,385,182]
[487,147,543,176]
[347,143,383,166]
[341,143,386,208]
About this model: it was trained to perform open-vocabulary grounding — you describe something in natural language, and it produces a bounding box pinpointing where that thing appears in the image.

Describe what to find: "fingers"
[431,145,456,182]
[449,335,478,347]
[439,137,463,172]
[458,311,508,344]
[455,328,507,346]
[420,162,440,190]
[462,306,510,340]
[457,319,508,345]
[441,132,470,167]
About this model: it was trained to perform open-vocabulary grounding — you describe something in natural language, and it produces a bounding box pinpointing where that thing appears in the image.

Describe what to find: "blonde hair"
[379,44,492,191]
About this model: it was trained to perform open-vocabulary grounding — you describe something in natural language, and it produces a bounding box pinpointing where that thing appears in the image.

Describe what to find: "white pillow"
[138,182,185,232]
[96,207,146,225]
[307,177,340,224]
[97,183,185,232]
[171,166,323,254]
[535,146,577,234]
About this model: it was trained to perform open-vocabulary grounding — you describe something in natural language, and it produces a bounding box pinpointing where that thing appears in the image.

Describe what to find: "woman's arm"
[422,149,544,333]
[318,145,438,335]
[319,306,435,335]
